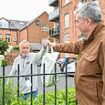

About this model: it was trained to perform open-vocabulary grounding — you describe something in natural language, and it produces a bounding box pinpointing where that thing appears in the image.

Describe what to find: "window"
[65,0,70,5]
[6,34,11,43]
[0,34,2,39]
[64,14,69,28]
[0,22,2,28]
[0,19,9,28]
[64,33,69,42]
[14,33,17,41]
[41,25,49,32]
[19,22,25,25]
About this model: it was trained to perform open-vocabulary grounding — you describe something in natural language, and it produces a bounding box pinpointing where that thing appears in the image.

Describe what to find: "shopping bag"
[41,46,60,87]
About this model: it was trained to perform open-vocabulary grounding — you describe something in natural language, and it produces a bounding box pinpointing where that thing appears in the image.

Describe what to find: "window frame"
[64,13,69,28]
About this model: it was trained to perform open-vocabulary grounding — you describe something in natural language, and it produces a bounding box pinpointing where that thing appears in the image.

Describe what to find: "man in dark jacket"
[49,2,105,105]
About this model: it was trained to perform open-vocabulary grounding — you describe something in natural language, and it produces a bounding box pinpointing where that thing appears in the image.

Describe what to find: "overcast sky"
[0,0,53,21]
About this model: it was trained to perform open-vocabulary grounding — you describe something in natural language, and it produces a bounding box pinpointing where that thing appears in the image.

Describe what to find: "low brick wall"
[5,51,19,65]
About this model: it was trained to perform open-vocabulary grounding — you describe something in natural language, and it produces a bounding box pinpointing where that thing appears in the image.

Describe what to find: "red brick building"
[48,0,105,58]
[59,0,105,43]
[49,0,79,57]
[0,17,28,46]
[19,12,54,50]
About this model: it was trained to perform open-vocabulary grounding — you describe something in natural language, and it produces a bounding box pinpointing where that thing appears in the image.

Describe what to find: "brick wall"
[0,29,18,46]
[99,0,105,25]
[19,12,54,43]
[59,0,80,43]
[19,28,28,43]
[5,51,19,65]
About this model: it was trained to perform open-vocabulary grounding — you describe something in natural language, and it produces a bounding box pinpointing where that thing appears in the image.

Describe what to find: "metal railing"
[48,0,58,6]
[0,64,77,105]
[49,26,60,36]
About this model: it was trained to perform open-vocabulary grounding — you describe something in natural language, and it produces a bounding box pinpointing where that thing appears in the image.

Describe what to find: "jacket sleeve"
[33,47,46,63]
[99,42,105,105]
[54,41,80,54]
[6,58,18,84]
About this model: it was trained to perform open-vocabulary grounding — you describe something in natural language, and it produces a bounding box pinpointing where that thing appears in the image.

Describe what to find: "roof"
[9,20,29,29]
[0,17,29,30]
[20,11,48,31]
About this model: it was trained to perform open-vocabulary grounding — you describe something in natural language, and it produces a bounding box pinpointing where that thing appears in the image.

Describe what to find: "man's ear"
[88,17,93,23]
[86,17,93,26]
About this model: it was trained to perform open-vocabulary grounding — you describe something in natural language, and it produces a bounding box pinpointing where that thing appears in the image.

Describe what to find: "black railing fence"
[0,64,77,105]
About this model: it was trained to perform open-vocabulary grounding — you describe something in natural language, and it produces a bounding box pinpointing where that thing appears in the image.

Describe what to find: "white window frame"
[0,22,2,28]
[64,33,69,42]
[6,34,11,43]
[64,0,70,5]
[41,25,49,32]
[0,34,2,39]
[14,33,17,42]
[64,13,69,28]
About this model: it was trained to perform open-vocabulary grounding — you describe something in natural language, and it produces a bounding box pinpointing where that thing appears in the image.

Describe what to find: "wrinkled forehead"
[20,43,30,48]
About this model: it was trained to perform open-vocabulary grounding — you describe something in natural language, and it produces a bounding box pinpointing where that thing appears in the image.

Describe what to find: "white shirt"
[9,48,46,94]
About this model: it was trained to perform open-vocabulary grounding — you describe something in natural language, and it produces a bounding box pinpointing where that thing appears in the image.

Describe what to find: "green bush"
[0,80,76,105]
[33,88,76,105]
[13,46,19,51]
[1,59,8,66]
[0,40,9,55]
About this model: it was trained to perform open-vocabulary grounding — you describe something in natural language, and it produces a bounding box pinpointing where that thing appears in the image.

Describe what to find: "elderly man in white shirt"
[9,40,47,99]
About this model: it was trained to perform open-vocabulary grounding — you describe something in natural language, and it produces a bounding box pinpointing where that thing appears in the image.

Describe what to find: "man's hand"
[48,41,57,48]
[41,38,57,49]
[41,38,50,49]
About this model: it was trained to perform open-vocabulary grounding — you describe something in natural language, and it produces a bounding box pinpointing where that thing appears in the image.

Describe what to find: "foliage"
[0,79,76,105]
[1,59,8,66]
[13,45,19,51]
[33,88,76,105]
[0,40,9,55]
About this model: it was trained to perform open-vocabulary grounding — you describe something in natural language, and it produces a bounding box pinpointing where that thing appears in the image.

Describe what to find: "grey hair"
[75,2,101,23]
[19,40,30,47]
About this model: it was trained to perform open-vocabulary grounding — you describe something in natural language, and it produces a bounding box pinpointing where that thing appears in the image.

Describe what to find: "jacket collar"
[84,23,104,45]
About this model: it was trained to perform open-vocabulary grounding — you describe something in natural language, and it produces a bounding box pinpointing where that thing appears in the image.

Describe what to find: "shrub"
[33,88,76,105]
[0,40,9,55]
[13,46,19,51]
[1,59,8,66]
[0,80,76,105]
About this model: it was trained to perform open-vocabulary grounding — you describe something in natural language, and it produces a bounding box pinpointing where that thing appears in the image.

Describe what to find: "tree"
[0,40,9,55]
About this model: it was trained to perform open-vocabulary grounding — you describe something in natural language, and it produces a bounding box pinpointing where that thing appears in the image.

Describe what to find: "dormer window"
[0,18,9,28]
[0,22,2,28]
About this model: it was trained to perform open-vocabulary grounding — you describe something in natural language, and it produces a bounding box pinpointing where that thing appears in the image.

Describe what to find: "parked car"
[57,57,76,73]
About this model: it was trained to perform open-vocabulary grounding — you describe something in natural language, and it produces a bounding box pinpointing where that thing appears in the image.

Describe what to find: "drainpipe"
[58,0,61,43]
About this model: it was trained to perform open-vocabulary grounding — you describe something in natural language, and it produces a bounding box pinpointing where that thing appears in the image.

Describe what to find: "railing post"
[54,63,57,105]
[43,63,45,105]
[2,65,5,105]
[17,64,20,101]
[31,64,33,105]
[65,64,68,105]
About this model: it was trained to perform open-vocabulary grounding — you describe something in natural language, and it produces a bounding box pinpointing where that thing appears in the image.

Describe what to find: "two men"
[49,2,105,105]
[9,40,47,99]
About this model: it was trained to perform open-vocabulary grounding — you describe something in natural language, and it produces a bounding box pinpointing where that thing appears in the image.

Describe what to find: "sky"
[0,0,53,21]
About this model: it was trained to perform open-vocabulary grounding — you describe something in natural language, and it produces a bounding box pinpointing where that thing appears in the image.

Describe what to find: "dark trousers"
[23,90,38,100]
